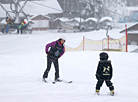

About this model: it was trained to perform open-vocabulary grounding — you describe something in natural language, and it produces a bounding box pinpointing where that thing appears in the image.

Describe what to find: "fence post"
[108,35,109,51]
[125,24,128,52]
[83,36,85,51]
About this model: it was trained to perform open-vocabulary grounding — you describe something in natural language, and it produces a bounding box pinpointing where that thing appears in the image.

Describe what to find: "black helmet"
[99,52,109,60]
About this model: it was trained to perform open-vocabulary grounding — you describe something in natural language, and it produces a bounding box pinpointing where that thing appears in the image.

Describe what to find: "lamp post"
[106,22,111,37]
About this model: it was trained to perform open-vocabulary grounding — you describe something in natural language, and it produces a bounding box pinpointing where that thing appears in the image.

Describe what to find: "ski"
[42,78,72,84]
[62,80,72,83]
[94,93,115,96]
[52,80,72,84]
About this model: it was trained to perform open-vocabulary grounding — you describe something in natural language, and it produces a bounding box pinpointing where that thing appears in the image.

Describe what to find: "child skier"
[17,19,27,34]
[95,52,114,96]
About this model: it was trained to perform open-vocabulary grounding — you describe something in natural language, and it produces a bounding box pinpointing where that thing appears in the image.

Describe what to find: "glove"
[95,74,99,80]
[46,52,49,55]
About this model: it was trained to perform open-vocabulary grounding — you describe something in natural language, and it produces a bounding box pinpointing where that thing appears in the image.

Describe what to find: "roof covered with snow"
[0,0,62,18]
[73,18,85,23]
[99,17,113,22]
[54,17,85,23]
[23,0,63,15]
[29,14,50,20]
[120,23,138,33]
[54,17,70,22]
[85,18,98,22]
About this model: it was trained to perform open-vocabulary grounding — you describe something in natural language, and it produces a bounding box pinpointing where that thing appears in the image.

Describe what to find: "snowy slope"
[0,30,138,102]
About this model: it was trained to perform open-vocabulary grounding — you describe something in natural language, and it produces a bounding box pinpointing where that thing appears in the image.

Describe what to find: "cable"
[29,0,138,22]
[29,1,62,12]
[105,9,138,22]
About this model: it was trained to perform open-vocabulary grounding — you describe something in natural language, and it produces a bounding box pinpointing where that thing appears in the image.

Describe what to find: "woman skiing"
[43,37,66,82]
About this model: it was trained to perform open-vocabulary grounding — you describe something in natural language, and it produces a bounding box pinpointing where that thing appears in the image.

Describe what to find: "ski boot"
[95,89,100,95]
[43,78,48,83]
[110,90,114,96]
[55,78,62,82]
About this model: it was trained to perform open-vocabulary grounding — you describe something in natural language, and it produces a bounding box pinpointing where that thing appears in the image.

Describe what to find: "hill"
[0,30,138,102]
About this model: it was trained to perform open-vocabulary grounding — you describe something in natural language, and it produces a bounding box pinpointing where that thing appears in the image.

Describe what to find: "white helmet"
[60,36,66,41]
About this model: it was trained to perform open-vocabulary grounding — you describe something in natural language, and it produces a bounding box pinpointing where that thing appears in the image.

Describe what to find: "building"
[84,18,97,31]
[99,17,113,29]
[30,14,50,31]
[120,23,138,45]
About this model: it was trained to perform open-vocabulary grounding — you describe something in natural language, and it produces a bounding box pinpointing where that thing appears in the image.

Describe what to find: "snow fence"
[65,35,127,52]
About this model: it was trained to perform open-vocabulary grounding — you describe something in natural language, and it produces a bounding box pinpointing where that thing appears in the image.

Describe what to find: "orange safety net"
[65,35,126,52]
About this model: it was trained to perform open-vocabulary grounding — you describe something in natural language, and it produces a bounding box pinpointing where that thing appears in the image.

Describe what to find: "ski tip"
[69,81,72,83]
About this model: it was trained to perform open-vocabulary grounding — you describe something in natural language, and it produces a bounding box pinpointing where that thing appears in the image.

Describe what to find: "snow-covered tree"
[103,0,128,23]
[80,0,104,19]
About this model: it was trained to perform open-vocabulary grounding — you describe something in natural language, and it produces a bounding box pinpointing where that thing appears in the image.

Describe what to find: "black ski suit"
[95,60,114,91]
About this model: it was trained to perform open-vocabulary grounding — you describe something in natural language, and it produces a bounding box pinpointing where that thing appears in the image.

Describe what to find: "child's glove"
[95,74,99,80]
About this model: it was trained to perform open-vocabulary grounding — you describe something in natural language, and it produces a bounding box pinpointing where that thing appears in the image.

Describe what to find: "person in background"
[5,17,15,33]
[95,52,114,96]
[17,19,27,34]
[43,37,66,82]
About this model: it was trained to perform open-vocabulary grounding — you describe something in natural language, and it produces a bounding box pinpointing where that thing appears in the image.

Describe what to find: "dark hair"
[58,38,66,42]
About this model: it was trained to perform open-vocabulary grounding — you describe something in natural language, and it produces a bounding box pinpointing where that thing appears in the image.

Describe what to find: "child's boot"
[95,89,100,95]
[110,90,114,96]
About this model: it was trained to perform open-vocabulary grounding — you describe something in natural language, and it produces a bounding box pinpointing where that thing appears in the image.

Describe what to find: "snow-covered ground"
[0,29,138,102]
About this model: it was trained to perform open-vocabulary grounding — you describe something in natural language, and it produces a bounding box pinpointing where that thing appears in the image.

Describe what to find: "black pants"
[96,80,114,91]
[17,26,26,34]
[43,57,59,79]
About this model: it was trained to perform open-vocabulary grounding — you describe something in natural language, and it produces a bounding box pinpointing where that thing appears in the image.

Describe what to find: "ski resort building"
[120,23,138,45]
[99,17,113,29]
[83,18,98,31]
[30,14,50,31]
[50,17,69,30]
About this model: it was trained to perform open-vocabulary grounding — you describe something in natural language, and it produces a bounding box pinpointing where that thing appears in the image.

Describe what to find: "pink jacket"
[45,40,65,58]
